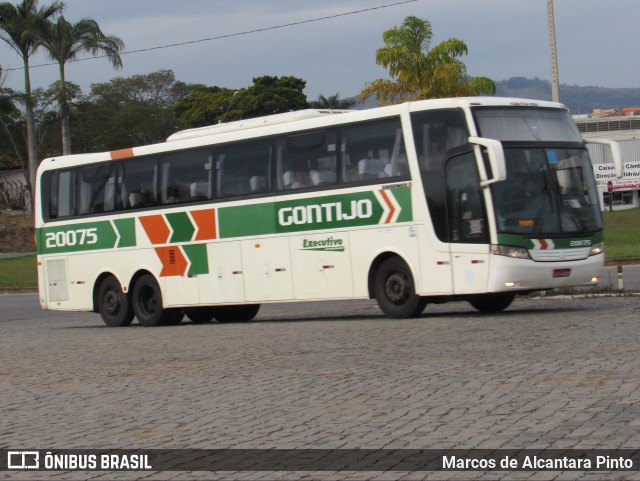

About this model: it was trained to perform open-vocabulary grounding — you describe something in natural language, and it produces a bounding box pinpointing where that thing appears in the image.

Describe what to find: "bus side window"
[45,170,75,220]
[340,118,408,183]
[78,164,115,215]
[160,149,213,204]
[121,157,158,209]
[46,172,59,219]
[277,130,337,191]
[216,140,272,198]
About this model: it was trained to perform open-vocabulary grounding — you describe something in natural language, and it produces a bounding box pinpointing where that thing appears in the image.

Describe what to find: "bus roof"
[166,109,351,142]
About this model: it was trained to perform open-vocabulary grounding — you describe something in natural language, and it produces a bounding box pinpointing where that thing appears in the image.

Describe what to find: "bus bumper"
[487,253,604,292]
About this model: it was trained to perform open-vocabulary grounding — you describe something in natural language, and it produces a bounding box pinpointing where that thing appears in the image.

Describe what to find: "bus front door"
[446,151,491,294]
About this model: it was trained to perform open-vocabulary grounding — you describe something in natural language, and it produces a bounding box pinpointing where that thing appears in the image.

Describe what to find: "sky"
[1,0,638,101]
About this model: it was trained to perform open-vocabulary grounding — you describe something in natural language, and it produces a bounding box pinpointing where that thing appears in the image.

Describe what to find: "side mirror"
[468,137,507,186]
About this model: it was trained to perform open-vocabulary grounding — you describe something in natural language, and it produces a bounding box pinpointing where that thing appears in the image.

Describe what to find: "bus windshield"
[489,147,603,235]
[473,107,602,236]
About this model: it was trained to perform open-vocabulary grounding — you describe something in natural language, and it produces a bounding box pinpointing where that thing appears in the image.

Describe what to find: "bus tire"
[373,257,426,319]
[185,307,217,324]
[214,304,260,323]
[469,293,516,313]
[132,273,172,327]
[97,276,134,327]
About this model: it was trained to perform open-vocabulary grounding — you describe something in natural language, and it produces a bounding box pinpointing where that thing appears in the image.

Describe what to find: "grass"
[603,209,640,261]
[0,209,638,290]
[0,255,37,289]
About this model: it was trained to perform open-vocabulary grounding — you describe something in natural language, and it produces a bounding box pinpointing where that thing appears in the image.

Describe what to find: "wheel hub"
[104,291,120,315]
[385,273,408,303]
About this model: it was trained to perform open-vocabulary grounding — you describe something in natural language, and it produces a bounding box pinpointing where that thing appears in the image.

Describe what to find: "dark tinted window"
[412,109,469,241]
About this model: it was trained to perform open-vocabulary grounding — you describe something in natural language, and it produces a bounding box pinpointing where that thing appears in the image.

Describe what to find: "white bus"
[35,97,623,326]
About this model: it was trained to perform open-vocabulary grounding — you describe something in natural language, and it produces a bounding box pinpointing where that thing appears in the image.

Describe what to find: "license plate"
[553,268,571,278]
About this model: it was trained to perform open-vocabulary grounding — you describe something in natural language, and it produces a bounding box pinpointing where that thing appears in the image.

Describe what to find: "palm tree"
[39,15,124,154]
[0,0,64,196]
[360,16,496,106]
[309,93,355,110]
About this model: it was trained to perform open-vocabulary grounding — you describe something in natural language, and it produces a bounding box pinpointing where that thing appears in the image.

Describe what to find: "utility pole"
[547,0,560,102]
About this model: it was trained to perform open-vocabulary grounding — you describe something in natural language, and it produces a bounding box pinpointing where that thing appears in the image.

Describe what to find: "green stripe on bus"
[166,212,195,243]
[114,218,136,248]
[497,231,604,249]
[392,187,413,223]
[38,221,117,254]
[183,244,209,276]
[216,188,413,238]
[37,187,414,255]
[218,203,277,238]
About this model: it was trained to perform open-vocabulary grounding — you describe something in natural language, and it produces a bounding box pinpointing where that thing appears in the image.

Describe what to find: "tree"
[241,76,309,119]
[89,69,190,110]
[173,86,237,129]
[360,16,495,106]
[0,0,64,193]
[0,85,25,170]
[75,70,193,151]
[39,15,124,154]
[309,93,355,110]
[174,75,310,129]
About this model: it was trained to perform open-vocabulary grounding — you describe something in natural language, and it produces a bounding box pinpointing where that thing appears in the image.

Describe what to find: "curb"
[605,258,640,266]
[0,252,36,260]
[0,288,37,294]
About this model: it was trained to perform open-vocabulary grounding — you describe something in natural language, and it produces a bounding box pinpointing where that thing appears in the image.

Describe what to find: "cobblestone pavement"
[1,294,640,480]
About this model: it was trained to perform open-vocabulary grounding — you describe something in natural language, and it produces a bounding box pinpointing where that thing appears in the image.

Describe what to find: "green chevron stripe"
[166,212,195,243]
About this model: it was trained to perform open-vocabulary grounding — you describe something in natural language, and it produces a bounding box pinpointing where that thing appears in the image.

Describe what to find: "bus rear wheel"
[97,276,134,327]
[214,304,260,323]
[373,257,427,319]
[132,274,174,327]
[469,293,516,313]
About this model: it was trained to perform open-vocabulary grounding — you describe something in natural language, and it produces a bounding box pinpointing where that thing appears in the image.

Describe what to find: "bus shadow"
[62,303,593,329]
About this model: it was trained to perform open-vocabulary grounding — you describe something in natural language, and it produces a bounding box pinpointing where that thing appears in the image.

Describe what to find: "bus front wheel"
[373,257,427,319]
[132,274,175,327]
[97,276,134,327]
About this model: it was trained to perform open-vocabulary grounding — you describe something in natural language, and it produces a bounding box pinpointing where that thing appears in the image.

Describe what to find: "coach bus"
[35,97,623,326]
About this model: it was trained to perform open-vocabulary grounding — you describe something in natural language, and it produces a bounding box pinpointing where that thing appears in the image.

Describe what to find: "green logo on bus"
[301,237,345,252]
[278,199,373,227]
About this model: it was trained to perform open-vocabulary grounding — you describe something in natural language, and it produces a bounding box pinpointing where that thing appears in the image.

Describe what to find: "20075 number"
[45,228,98,249]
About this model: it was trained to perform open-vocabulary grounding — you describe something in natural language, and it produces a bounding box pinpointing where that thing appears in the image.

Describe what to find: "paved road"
[1,294,640,480]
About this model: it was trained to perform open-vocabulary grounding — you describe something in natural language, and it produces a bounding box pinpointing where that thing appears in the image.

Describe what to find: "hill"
[495,77,640,114]
[350,78,640,113]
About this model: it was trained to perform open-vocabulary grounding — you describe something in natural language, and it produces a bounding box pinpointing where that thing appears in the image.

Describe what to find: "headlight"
[491,244,531,259]
[589,242,604,256]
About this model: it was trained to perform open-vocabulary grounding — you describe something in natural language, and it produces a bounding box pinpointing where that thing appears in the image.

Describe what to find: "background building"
[577,111,640,210]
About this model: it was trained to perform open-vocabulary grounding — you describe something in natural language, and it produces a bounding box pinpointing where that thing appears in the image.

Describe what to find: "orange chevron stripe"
[110,148,134,160]
[379,189,396,224]
[155,246,188,277]
[139,215,171,245]
[191,209,217,241]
